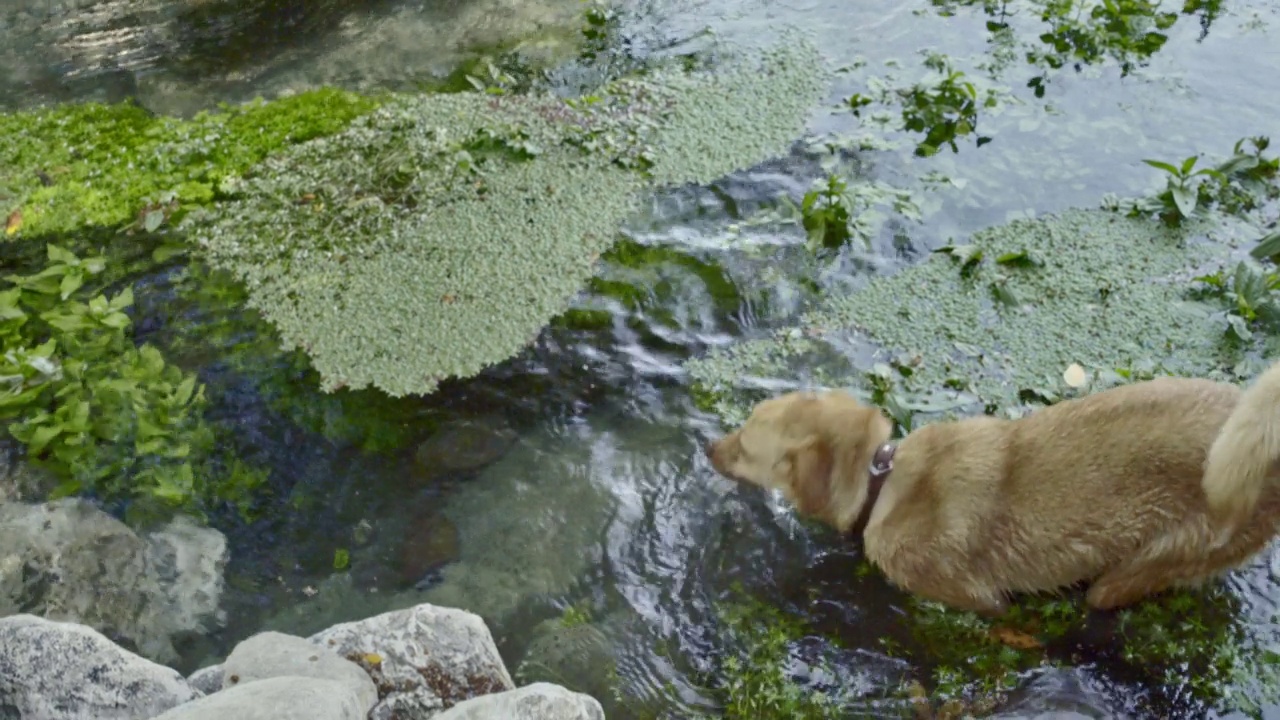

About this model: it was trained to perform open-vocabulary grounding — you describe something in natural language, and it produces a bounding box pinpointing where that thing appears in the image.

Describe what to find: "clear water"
[5,0,1280,717]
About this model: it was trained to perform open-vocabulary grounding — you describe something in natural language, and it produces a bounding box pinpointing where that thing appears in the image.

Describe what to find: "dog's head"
[704,390,893,531]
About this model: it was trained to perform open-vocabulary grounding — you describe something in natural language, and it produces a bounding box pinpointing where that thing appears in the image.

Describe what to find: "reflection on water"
[0,0,585,114]
[6,0,1280,717]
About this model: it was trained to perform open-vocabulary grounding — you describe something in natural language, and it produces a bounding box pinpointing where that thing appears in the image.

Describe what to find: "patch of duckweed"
[0,88,382,238]
[188,33,828,397]
[687,207,1251,421]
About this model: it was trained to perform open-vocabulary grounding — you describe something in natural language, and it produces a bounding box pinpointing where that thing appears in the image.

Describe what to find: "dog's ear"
[784,436,834,516]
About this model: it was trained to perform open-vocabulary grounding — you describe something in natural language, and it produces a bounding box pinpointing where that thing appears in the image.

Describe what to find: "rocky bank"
[0,493,603,720]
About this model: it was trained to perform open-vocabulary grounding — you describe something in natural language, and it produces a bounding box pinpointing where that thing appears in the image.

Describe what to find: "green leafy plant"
[1,244,261,511]
[799,174,853,250]
[1140,155,1225,225]
[1122,137,1279,228]
[1191,261,1280,343]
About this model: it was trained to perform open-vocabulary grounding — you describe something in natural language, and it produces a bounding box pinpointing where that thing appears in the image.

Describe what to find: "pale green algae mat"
[687,208,1259,425]
[184,34,828,397]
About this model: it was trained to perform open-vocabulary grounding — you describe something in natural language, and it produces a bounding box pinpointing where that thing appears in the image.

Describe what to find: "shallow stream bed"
[6,0,1280,717]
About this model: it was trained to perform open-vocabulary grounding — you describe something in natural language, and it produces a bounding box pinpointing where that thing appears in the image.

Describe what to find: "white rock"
[149,676,365,720]
[222,631,378,713]
[0,499,227,665]
[308,603,514,720]
[0,614,199,720]
[432,682,605,720]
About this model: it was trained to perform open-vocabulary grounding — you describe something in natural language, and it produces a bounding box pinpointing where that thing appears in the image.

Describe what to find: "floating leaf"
[1249,230,1280,262]
[988,626,1042,650]
[1062,363,1088,388]
[143,209,165,233]
[5,209,21,236]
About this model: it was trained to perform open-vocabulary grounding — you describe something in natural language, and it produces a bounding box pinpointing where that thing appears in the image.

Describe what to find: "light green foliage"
[688,208,1240,423]
[0,88,382,238]
[927,0,1221,98]
[0,244,228,508]
[1119,137,1280,228]
[188,34,828,397]
[845,51,1010,157]
[706,597,854,719]
[1190,261,1280,346]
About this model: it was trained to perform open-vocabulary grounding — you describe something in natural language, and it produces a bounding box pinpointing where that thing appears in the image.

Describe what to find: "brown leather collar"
[850,442,896,538]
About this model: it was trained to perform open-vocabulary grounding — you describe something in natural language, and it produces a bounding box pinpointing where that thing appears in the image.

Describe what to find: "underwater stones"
[0,499,228,666]
[0,614,201,720]
[414,416,519,477]
[189,33,828,397]
[396,513,461,589]
[514,617,617,709]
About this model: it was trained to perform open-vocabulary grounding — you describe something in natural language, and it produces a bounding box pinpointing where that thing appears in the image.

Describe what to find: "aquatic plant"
[187,35,828,397]
[845,51,1009,157]
[1120,137,1279,228]
[688,207,1241,424]
[700,595,866,719]
[0,244,264,514]
[927,0,1222,97]
[0,88,381,239]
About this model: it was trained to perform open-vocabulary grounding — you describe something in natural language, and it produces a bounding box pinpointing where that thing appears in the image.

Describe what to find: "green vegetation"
[0,244,263,514]
[846,51,1008,157]
[1119,137,1279,227]
[0,89,382,238]
[927,0,1227,97]
[187,35,827,397]
[702,595,865,719]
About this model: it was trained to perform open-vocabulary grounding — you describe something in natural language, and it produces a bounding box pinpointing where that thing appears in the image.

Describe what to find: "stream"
[5,0,1280,717]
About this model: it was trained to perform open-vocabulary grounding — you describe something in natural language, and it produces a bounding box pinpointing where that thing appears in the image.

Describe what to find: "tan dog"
[705,360,1280,615]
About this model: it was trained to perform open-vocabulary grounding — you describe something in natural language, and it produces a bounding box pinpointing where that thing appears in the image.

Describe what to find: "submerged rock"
[0,614,200,720]
[149,675,366,720]
[396,512,461,589]
[414,416,519,478]
[221,631,378,713]
[515,617,617,707]
[0,498,228,665]
[307,603,515,719]
[431,682,605,720]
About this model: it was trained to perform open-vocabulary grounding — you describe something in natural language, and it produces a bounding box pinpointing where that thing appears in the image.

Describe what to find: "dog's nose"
[703,441,715,459]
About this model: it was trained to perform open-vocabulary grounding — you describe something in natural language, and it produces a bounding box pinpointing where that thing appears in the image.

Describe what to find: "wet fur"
[705,361,1280,615]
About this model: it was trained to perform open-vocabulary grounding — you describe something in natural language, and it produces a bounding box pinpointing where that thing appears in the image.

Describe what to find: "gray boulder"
[186,664,224,696]
[222,631,378,713]
[149,676,366,720]
[0,498,227,665]
[308,603,514,720]
[431,682,605,720]
[0,614,200,720]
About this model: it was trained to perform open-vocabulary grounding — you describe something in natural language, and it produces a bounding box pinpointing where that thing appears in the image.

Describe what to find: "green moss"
[187,33,828,397]
[0,88,382,238]
[552,308,615,331]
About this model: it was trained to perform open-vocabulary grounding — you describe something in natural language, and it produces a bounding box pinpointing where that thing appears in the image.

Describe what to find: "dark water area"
[5,0,1280,718]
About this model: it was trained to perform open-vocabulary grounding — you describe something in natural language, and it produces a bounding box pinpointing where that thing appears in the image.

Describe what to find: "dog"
[705,359,1280,616]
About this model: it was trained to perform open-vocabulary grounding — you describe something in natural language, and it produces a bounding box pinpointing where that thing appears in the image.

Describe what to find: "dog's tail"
[1202,359,1280,534]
